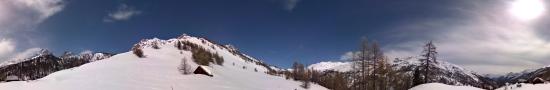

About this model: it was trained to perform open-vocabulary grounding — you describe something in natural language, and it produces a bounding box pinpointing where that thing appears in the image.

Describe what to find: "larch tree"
[351,38,371,90]
[178,58,191,75]
[419,41,438,84]
[370,41,383,90]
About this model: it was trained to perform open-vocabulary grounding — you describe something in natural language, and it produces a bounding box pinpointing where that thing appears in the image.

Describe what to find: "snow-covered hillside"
[0,34,328,90]
[307,61,352,72]
[495,83,550,90]
[410,83,550,90]
[409,83,484,90]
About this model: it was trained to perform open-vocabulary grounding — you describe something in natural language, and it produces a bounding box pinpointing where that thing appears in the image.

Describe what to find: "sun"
[508,0,546,21]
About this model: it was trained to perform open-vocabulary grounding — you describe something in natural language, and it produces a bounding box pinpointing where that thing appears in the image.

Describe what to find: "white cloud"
[0,0,65,62]
[12,0,64,22]
[0,39,15,58]
[340,51,366,61]
[0,0,64,31]
[339,51,353,60]
[383,0,550,74]
[104,4,142,22]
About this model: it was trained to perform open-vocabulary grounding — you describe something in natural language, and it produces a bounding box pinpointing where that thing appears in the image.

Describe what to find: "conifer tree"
[419,41,437,83]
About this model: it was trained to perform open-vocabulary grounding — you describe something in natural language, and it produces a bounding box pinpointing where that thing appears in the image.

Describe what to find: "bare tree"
[351,38,371,90]
[301,69,311,89]
[292,61,305,81]
[419,41,437,83]
[370,41,382,90]
[179,58,192,74]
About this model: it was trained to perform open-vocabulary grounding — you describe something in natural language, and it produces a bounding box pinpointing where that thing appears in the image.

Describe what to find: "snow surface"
[0,35,328,90]
[409,83,484,90]
[495,83,550,90]
[307,61,352,72]
[410,83,550,90]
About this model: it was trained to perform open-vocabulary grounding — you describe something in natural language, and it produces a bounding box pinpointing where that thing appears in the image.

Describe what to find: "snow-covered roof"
[198,66,213,75]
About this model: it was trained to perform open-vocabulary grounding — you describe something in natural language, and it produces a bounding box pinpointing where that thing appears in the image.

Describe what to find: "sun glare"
[508,0,546,21]
[509,0,546,21]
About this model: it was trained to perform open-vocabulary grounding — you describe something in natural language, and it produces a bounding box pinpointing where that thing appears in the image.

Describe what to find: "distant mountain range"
[307,56,498,89]
[492,65,550,86]
[308,56,550,89]
[0,49,114,81]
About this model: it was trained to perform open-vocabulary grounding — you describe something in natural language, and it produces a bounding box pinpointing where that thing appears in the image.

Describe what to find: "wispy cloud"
[104,4,142,22]
[0,0,65,61]
[0,0,64,32]
[283,0,300,12]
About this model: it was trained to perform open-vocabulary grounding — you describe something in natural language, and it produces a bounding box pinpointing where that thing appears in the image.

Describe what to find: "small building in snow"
[194,66,213,77]
[531,77,547,84]
[5,75,20,82]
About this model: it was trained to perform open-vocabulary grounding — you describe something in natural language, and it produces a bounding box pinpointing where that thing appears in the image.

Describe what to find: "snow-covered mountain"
[0,49,114,81]
[403,59,550,89]
[307,56,498,89]
[411,83,550,90]
[307,61,352,72]
[0,49,56,67]
[490,69,536,86]
[0,34,328,90]
[395,57,497,89]
[493,65,550,85]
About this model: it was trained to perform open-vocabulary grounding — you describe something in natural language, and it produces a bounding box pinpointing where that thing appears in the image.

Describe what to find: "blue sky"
[41,0,431,66]
[1,0,550,74]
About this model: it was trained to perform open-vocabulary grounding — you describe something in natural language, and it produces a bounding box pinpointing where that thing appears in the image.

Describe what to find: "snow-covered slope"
[409,83,484,90]
[495,83,550,90]
[0,34,328,90]
[307,61,352,72]
[410,83,550,90]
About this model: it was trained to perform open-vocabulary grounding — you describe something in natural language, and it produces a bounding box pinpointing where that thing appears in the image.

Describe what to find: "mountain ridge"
[0,49,114,81]
[307,56,498,89]
[0,34,328,90]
